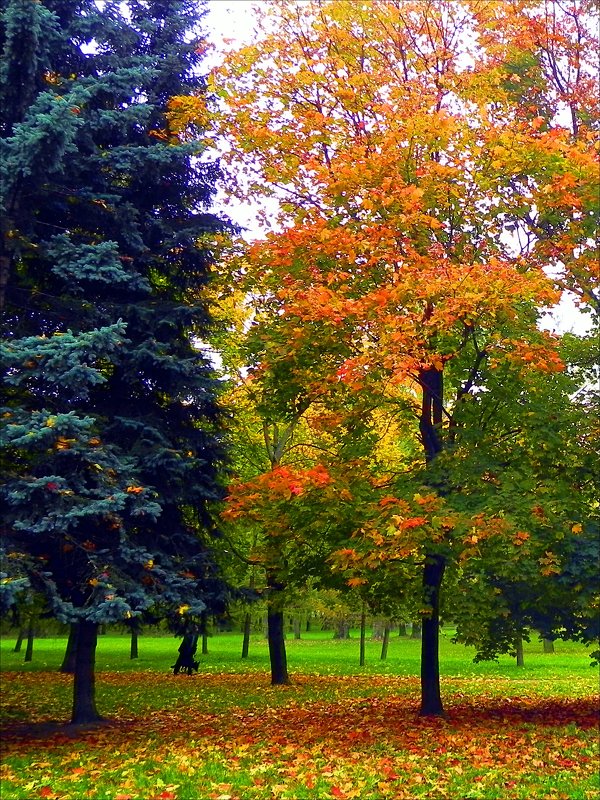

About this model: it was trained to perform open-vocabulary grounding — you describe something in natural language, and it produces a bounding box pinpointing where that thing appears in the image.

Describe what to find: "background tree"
[0,0,229,724]
[176,0,598,716]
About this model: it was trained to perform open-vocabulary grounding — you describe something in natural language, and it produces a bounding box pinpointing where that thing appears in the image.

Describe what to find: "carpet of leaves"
[1,672,598,800]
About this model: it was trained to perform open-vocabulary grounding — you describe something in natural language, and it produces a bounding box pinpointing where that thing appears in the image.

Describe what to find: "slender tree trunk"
[543,638,555,654]
[60,623,79,673]
[71,621,103,724]
[380,624,390,661]
[202,631,209,655]
[398,623,407,637]
[267,573,289,685]
[515,630,525,667]
[359,602,367,666]
[241,611,252,659]
[130,628,138,660]
[419,554,446,717]
[416,361,447,717]
[24,618,35,663]
[13,629,24,653]
[305,613,312,632]
[293,617,302,640]
[411,622,422,639]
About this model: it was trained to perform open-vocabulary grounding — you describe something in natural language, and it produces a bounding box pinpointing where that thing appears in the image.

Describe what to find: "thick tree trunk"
[411,622,422,639]
[71,621,103,724]
[371,617,387,639]
[543,637,555,654]
[130,628,138,660]
[359,603,367,666]
[267,609,290,685]
[419,554,446,717]
[60,623,79,673]
[266,573,289,685]
[380,624,390,661]
[333,619,351,639]
[515,630,525,667]
[241,612,251,659]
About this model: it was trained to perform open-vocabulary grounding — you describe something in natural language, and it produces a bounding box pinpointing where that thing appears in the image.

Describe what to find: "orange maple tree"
[174,0,598,715]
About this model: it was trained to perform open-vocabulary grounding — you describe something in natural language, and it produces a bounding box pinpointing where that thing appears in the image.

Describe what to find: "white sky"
[204,1,593,336]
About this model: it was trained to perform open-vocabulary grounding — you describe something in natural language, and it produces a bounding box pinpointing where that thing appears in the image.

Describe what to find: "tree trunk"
[333,618,351,639]
[371,617,384,639]
[130,628,138,660]
[380,624,390,661]
[411,622,422,639]
[71,621,103,724]
[398,623,407,637]
[515,630,525,667]
[293,617,302,640]
[543,637,555,654]
[202,631,209,655]
[24,618,34,663]
[359,602,367,666]
[267,609,290,684]
[419,554,446,717]
[60,623,79,673]
[13,629,24,653]
[267,573,289,685]
[241,611,251,659]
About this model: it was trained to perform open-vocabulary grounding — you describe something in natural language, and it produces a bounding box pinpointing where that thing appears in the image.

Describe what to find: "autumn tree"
[175,0,599,714]
[0,0,229,723]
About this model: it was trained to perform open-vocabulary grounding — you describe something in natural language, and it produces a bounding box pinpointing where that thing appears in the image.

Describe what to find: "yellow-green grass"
[1,632,598,799]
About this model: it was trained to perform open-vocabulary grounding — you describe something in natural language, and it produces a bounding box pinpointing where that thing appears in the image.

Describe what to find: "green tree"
[1,0,228,724]
[180,0,598,715]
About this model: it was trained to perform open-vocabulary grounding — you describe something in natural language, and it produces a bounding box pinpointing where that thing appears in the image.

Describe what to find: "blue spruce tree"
[1,0,228,723]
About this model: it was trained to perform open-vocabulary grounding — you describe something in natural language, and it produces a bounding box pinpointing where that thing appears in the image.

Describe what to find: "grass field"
[1,630,598,799]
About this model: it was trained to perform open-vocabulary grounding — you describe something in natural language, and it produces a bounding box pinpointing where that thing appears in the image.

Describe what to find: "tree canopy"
[174,0,599,715]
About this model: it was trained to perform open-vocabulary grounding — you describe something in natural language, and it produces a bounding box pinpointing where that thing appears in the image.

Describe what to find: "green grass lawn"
[1,630,598,799]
